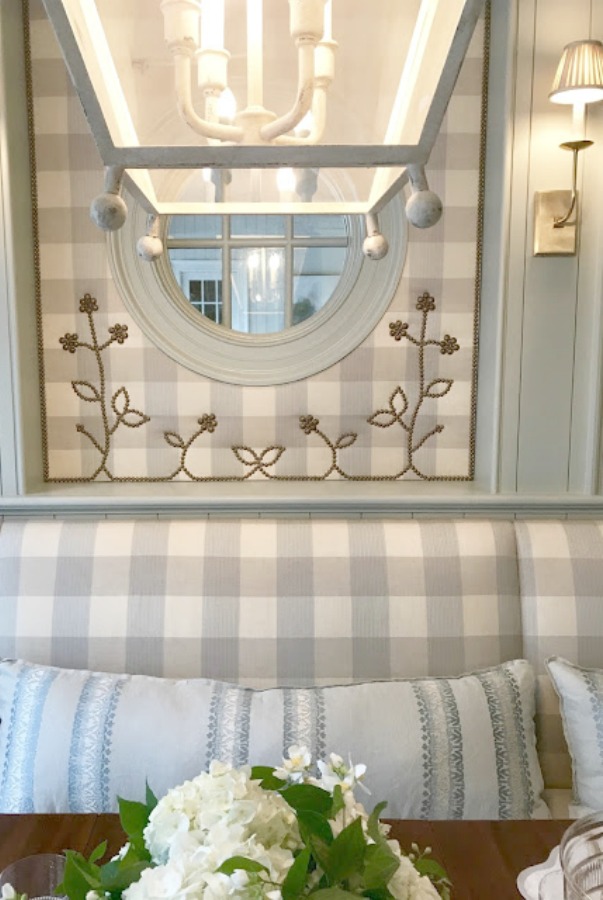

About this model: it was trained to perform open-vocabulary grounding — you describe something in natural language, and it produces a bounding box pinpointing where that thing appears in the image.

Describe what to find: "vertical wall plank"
[0,0,41,495]
[568,0,603,493]
[516,0,591,492]
[474,0,518,491]
[500,0,595,493]
[498,0,536,491]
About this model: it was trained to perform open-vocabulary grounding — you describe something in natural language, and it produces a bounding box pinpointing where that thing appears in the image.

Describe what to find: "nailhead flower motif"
[59,333,79,353]
[299,414,319,434]
[440,334,460,355]
[79,293,98,314]
[389,320,409,341]
[416,292,436,312]
[109,324,129,344]
[198,413,217,433]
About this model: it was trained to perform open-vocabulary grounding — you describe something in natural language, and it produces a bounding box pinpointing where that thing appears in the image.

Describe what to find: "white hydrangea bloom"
[136,760,300,899]
[120,755,442,900]
[387,847,441,900]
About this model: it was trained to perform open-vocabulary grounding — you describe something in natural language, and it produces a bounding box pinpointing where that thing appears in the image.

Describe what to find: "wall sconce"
[534,39,603,256]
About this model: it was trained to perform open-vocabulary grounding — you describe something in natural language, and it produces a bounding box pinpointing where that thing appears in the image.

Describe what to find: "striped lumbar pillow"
[0,657,548,818]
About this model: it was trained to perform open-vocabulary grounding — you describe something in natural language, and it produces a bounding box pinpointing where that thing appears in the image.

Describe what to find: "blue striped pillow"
[0,658,548,818]
[546,656,603,815]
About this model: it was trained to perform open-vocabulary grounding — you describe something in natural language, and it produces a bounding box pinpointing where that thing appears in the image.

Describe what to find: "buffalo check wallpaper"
[28,1,487,484]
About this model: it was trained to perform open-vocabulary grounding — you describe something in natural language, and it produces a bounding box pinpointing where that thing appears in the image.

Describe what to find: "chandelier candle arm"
[274,30,337,145]
[260,41,316,142]
[259,0,326,143]
[174,51,244,141]
[161,0,242,142]
[274,86,327,144]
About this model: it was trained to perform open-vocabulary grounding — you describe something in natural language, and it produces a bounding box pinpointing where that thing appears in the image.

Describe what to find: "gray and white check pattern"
[516,520,603,793]
[2,515,598,805]
[29,0,485,482]
[0,518,521,683]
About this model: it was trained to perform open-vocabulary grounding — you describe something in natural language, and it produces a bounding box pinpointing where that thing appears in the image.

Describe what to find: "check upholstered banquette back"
[1,516,603,816]
[0,518,521,683]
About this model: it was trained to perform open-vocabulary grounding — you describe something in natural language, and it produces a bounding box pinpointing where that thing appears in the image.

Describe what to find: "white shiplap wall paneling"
[0,0,40,497]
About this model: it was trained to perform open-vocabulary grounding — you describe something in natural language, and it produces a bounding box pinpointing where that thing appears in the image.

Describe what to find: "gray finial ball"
[362,232,389,260]
[405,190,442,229]
[137,235,164,262]
[90,192,128,232]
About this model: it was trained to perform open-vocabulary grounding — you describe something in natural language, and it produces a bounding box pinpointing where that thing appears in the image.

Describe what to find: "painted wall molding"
[109,196,407,387]
[4,486,603,518]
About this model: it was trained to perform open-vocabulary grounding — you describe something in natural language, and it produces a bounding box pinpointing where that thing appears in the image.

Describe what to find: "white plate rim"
[516,845,560,899]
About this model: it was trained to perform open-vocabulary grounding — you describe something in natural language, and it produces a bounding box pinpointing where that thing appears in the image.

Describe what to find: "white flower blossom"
[317,752,369,794]
[272,745,312,784]
[1,885,16,900]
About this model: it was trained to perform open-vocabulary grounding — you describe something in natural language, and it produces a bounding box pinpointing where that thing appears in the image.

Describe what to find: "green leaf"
[367,801,388,843]
[117,797,153,860]
[329,785,345,820]
[413,857,449,881]
[250,766,286,790]
[308,889,359,899]
[327,817,366,883]
[145,782,158,812]
[306,834,333,877]
[297,810,334,846]
[361,889,395,900]
[282,848,311,900]
[363,843,400,891]
[87,841,108,865]
[281,783,332,814]
[118,797,150,839]
[59,851,102,900]
[216,857,269,876]
[99,860,151,892]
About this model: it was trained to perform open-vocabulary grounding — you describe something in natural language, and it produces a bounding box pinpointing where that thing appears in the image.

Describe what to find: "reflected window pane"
[231,248,286,334]
[168,248,223,324]
[294,215,347,238]
[168,215,222,239]
[231,215,286,238]
[167,214,350,335]
[293,246,347,323]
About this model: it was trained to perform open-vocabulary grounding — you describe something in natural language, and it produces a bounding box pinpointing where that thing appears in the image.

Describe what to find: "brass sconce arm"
[553,138,593,228]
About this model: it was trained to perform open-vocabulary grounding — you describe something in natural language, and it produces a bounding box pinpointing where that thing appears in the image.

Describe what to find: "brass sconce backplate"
[533,190,577,256]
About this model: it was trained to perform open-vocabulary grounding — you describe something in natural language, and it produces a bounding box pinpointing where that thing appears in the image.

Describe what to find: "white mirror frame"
[108,195,407,386]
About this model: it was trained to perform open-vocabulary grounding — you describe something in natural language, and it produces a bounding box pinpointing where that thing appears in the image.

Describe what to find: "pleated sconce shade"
[550,39,603,105]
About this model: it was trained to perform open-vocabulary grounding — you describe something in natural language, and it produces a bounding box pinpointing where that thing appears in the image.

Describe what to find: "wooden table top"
[0,814,570,899]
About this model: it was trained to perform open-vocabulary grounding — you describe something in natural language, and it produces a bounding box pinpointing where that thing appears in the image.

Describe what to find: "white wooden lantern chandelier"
[41,0,485,259]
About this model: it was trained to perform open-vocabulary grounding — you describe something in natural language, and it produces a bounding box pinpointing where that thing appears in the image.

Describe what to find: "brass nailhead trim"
[25,3,489,485]
[55,291,463,482]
